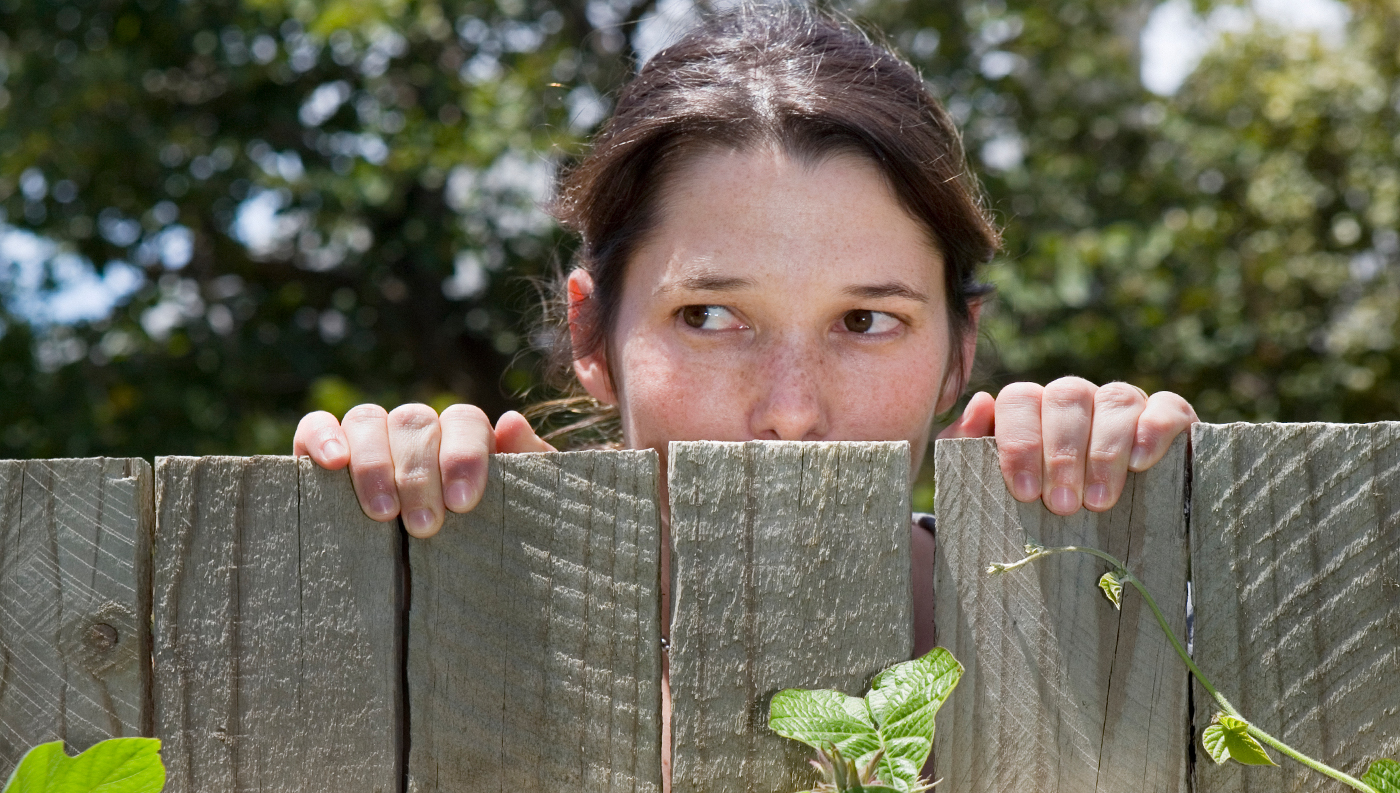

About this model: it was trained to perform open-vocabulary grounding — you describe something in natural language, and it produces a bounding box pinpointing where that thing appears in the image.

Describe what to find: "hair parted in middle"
[529,4,1001,445]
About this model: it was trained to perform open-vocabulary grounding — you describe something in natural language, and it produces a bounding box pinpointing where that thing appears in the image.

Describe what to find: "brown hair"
[529,5,1000,444]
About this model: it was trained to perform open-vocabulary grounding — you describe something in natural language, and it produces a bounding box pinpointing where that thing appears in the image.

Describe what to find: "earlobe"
[567,269,618,405]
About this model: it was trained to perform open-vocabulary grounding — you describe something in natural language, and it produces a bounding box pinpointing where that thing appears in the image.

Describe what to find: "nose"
[749,338,829,441]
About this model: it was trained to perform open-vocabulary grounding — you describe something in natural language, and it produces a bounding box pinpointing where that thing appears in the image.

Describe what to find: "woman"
[292,5,1196,652]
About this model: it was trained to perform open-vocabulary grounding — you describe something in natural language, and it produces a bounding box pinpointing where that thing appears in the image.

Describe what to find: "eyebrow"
[843,282,929,303]
[659,274,757,294]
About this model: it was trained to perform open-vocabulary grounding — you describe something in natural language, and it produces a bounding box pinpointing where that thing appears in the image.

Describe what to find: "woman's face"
[574,147,974,472]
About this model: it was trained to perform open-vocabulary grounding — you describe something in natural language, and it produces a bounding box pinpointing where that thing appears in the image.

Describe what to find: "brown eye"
[843,310,874,333]
[682,305,710,328]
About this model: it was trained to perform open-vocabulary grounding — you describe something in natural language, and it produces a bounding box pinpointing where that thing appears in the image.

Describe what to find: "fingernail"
[370,494,396,519]
[405,509,435,534]
[1013,472,1039,501]
[322,439,346,459]
[1050,486,1078,514]
[1129,444,1149,470]
[445,480,472,510]
[1085,483,1109,509]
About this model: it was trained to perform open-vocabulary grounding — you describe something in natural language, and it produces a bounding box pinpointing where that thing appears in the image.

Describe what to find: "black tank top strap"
[913,512,935,536]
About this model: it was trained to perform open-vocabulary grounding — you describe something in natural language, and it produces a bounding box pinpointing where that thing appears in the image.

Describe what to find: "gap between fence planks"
[406,449,663,793]
[667,440,914,793]
[931,435,1190,793]
[0,458,152,778]
[1190,422,1400,793]
[152,456,402,793]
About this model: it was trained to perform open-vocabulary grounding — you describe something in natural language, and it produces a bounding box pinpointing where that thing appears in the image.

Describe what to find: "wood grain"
[668,440,913,793]
[1190,422,1400,792]
[0,459,153,776]
[931,436,1189,793]
[407,450,662,793]
[153,456,402,793]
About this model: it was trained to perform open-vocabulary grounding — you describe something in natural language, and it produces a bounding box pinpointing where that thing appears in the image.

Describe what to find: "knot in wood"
[63,601,137,675]
[86,622,119,653]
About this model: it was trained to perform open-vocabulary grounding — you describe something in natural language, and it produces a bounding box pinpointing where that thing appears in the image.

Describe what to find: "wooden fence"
[0,425,1396,793]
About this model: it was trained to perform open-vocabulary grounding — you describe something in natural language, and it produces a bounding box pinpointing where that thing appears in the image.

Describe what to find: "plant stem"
[989,545,1379,793]
[1242,723,1377,792]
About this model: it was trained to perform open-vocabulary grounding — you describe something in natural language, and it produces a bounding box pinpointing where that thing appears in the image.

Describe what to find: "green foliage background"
[1,0,1397,465]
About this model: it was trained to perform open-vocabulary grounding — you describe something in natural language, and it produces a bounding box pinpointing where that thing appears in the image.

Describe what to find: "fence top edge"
[669,439,910,453]
[494,448,659,460]
[0,456,154,465]
[2,450,665,469]
[932,437,997,451]
[143,450,661,466]
[21,422,1400,469]
[154,454,292,464]
[934,422,1400,458]
[1192,420,1400,433]
[1191,421,1400,447]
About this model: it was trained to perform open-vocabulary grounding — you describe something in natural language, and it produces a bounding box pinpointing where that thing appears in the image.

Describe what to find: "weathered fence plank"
[0,458,153,776]
[407,450,663,793]
[153,457,402,793]
[668,440,913,793]
[931,435,1189,793]
[1190,422,1400,792]
[1,425,1393,791]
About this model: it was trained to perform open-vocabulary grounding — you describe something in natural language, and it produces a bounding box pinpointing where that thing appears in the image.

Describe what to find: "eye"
[680,305,746,331]
[840,309,901,334]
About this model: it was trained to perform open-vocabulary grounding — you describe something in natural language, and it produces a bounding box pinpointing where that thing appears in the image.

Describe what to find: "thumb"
[937,391,995,439]
[494,410,557,453]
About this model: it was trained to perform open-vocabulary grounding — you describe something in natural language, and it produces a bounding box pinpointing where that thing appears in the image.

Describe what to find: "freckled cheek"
[615,337,756,445]
[827,347,946,440]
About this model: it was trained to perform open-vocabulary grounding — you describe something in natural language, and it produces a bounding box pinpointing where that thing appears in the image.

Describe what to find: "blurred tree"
[1,0,1398,465]
[870,0,1400,424]
[0,0,644,456]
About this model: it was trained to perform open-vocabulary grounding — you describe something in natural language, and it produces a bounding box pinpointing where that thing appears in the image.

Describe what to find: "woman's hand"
[292,404,554,537]
[938,378,1198,516]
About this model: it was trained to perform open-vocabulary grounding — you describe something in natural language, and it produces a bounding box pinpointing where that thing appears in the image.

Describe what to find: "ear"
[936,298,982,414]
[567,269,618,405]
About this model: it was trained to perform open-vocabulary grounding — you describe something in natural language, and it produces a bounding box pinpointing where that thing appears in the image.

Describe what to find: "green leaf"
[3,738,165,793]
[1362,758,1400,793]
[770,649,962,792]
[1098,571,1124,610]
[1201,715,1276,767]
[769,689,880,762]
[862,649,962,789]
[863,647,963,787]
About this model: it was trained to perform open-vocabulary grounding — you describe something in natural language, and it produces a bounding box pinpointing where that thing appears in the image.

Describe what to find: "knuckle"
[1095,382,1145,411]
[343,403,389,425]
[1044,449,1081,469]
[442,431,489,458]
[996,382,1044,407]
[1087,448,1124,467]
[440,403,489,425]
[1150,390,1195,415]
[312,423,343,445]
[350,458,395,484]
[389,403,439,431]
[1044,378,1097,407]
[395,466,436,491]
[994,438,1040,459]
[1136,411,1175,437]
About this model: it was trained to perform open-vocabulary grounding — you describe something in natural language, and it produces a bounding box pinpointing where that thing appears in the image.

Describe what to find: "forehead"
[631,147,945,293]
